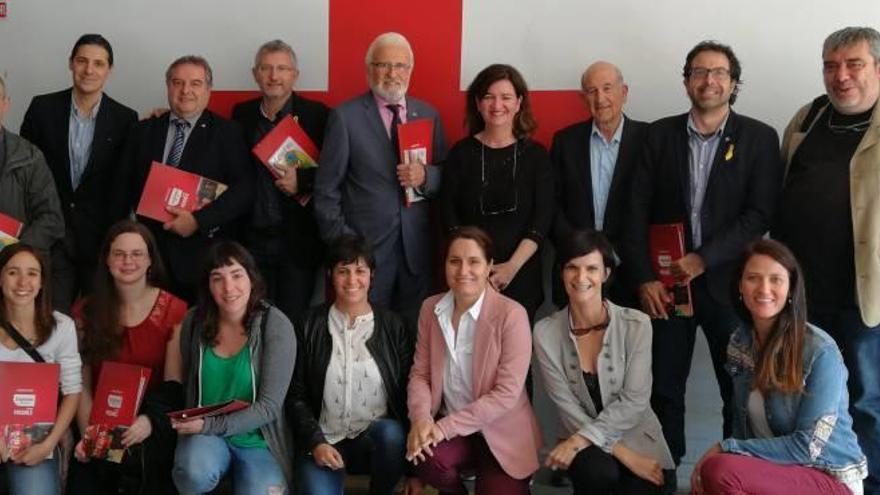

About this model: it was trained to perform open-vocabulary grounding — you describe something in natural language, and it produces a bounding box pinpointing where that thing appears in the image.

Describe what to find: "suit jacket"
[533,303,674,469]
[113,110,254,291]
[407,288,541,479]
[20,88,137,264]
[231,93,329,267]
[551,116,648,305]
[314,91,447,275]
[623,111,783,303]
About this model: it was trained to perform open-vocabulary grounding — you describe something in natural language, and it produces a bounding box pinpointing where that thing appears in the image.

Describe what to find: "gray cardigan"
[179,303,297,484]
[533,302,674,469]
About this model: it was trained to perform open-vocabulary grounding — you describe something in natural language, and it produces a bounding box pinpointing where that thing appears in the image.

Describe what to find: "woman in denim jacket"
[692,239,867,495]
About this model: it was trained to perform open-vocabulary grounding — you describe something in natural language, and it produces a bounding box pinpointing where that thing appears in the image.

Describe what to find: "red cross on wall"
[209,0,585,146]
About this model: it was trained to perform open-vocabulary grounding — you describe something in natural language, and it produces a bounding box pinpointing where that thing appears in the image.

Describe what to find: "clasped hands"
[405,419,445,465]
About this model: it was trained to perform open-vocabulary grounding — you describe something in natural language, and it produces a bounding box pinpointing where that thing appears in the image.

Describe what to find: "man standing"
[20,33,137,311]
[774,26,880,493]
[551,61,647,308]
[624,41,783,486]
[0,75,65,255]
[232,39,330,322]
[314,32,447,324]
[114,55,253,302]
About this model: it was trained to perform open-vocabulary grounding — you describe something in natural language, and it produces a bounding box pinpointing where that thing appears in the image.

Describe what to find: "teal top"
[201,345,265,448]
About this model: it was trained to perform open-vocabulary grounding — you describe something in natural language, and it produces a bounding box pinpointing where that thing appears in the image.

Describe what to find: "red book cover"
[251,116,319,207]
[135,161,228,223]
[83,362,151,462]
[0,362,60,460]
[397,119,434,207]
[0,211,23,249]
[167,399,249,422]
[648,223,694,317]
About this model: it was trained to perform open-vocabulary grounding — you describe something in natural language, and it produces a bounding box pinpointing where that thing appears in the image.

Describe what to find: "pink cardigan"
[407,287,541,479]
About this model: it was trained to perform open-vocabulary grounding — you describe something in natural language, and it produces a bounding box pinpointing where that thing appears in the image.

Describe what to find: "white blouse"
[0,312,82,395]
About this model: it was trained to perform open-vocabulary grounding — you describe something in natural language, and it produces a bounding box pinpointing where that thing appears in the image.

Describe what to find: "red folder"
[251,115,319,178]
[397,119,434,207]
[0,362,60,460]
[648,223,694,317]
[83,362,152,462]
[136,162,227,223]
[167,399,249,422]
[0,211,23,249]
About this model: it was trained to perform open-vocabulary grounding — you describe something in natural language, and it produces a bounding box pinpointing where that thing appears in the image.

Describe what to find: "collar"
[259,93,294,121]
[329,304,374,330]
[686,111,729,140]
[372,91,407,114]
[70,92,103,120]
[591,117,624,145]
[170,111,202,128]
[434,288,486,322]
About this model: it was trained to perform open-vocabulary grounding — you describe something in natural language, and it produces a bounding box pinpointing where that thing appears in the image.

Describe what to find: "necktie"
[387,104,402,159]
[166,119,190,167]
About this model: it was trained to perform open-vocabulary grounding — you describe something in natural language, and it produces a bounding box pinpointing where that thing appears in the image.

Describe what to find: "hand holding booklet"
[397,119,434,207]
[136,161,227,223]
[168,400,249,422]
[648,223,694,317]
[0,362,60,461]
[251,115,320,206]
[82,362,151,462]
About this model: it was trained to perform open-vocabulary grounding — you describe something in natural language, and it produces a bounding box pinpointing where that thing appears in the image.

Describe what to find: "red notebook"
[648,223,694,317]
[83,362,152,462]
[136,161,227,223]
[167,399,249,422]
[0,362,60,460]
[397,119,434,207]
[252,115,319,178]
[0,211,23,249]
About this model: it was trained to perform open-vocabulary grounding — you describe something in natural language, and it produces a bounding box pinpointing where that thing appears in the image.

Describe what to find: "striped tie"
[166,119,190,167]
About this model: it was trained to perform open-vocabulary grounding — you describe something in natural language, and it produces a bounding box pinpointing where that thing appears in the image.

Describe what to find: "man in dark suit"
[551,61,647,308]
[232,39,330,322]
[623,41,783,486]
[20,33,137,311]
[114,55,254,302]
[314,32,447,325]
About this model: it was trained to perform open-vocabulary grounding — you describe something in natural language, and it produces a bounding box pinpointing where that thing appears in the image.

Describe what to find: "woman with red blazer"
[405,226,541,495]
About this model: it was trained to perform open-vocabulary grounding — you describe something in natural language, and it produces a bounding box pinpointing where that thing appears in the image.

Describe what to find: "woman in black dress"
[441,64,553,321]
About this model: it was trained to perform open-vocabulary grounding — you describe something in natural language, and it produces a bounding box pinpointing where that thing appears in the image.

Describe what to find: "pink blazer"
[407,287,541,479]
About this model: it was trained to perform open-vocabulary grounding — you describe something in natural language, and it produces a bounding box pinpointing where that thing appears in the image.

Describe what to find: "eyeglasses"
[110,250,147,262]
[688,67,731,80]
[370,62,412,73]
[256,64,295,74]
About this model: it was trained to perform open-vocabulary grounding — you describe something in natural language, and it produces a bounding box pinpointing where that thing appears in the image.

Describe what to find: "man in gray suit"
[315,32,447,323]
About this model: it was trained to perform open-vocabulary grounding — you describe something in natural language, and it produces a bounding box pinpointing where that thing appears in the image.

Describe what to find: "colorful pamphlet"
[397,119,434,207]
[168,399,249,422]
[0,362,60,461]
[136,161,227,223]
[251,115,319,207]
[83,362,152,463]
[648,223,694,317]
[0,212,23,250]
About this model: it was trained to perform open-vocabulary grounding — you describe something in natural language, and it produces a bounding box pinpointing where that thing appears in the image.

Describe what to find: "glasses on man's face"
[689,67,731,80]
[370,62,412,73]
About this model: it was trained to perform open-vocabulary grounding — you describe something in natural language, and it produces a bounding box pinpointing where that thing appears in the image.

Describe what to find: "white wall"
[1,0,879,133]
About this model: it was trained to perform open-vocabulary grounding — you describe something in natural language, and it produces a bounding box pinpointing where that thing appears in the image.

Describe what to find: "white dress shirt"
[434,289,485,414]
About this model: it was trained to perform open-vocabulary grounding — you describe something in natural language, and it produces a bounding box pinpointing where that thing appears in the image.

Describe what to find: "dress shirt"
[372,92,408,138]
[162,112,201,164]
[590,119,624,230]
[434,289,485,414]
[686,112,728,248]
[68,95,101,190]
[319,305,388,444]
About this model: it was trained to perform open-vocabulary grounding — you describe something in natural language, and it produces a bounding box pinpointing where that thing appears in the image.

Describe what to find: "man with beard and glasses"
[314,32,447,327]
[622,40,783,492]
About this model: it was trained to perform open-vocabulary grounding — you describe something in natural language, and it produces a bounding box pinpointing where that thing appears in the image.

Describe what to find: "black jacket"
[286,303,414,453]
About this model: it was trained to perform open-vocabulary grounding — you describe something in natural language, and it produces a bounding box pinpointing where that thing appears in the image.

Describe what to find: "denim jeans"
[296,419,406,495]
[812,309,880,495]
[172,434,287,495]
[2,457,59,495]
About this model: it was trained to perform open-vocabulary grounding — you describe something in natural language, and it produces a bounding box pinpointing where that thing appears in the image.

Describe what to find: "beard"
[371,79,408,103]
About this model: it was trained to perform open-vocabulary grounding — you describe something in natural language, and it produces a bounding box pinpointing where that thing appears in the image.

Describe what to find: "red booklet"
[397,119,434,207]
[167,399,249,422]
[251,115,319,207]
[83,362,152,463]
[0,211,23,249]
[0,362,60,461]
[648,223,694,317]
[136,161,228,223]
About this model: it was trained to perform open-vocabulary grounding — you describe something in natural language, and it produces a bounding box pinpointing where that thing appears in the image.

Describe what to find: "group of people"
[0,20,877,495]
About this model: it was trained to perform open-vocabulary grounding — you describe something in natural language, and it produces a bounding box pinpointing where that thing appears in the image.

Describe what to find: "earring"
[738,293,743,301]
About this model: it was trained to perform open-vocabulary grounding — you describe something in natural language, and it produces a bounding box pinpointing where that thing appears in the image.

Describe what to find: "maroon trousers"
[415,434,531,495]
[700,453,855,494]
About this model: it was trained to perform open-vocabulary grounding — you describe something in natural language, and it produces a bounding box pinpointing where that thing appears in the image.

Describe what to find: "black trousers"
[568,445,663,495]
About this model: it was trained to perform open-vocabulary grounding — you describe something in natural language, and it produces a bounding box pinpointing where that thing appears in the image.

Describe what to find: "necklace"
[569,301,610,337]
[827,108,872,134]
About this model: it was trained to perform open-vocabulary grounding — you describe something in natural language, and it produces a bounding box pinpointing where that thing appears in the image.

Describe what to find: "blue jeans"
[172,434,287,495]
[812,309,880,495]
[296,419,406,495]
[3,457,59,495]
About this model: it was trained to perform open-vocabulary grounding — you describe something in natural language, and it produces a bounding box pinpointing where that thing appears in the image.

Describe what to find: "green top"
[201,344,265,448]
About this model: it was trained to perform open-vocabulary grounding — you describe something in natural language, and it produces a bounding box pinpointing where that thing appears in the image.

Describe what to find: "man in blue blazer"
[315,32,447,324]
[622,41,784,490]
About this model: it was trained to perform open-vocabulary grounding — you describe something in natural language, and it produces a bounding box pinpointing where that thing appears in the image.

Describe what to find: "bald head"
[580,61,628,138]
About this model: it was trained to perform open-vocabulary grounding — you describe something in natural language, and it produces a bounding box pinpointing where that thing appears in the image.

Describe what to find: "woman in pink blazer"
[405,226,541,495]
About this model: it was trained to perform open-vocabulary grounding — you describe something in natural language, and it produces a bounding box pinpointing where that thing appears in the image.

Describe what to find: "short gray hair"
[254,39,298,70]
[165,55,213,87]
[824,26,880,63]
[364,32,413,67]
